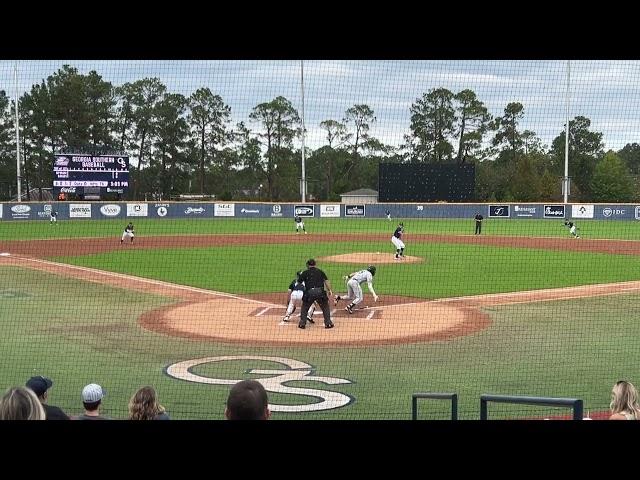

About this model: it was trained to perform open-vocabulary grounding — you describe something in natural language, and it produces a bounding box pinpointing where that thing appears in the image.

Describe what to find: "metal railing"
[412,393,458,420]
[480,394,584,420]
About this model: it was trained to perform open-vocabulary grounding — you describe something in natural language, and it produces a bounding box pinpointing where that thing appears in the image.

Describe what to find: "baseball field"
[2,217,640,419]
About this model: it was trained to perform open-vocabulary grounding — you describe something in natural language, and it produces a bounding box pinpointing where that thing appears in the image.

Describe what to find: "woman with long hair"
[0,386,46,420]
[128,386,170,420]
[609,380,640,420]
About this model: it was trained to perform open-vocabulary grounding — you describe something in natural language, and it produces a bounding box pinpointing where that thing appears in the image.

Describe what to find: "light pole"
[14,63,21,202]
[300,60,307,202]
[563,60,571,204]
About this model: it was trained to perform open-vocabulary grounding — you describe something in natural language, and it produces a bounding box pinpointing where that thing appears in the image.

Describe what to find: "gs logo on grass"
[165,355,353,413]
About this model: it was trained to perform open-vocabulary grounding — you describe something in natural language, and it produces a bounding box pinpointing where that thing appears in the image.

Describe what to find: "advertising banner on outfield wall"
[488,205,510,217]
[0,204,2,219]
[36,204,52,219]
[320,204,341,217]
[69,203,91,218]
[294,205,315,217]
[543,205,565,218]
[183,204,209,217]
[153,203,171,218]
[214,203,235,217]
[127,203,148,217]
[571,204,594,219]
[345,205,366,217]
[99,204,122,218]
[9,204,32,219]
[600,206,628,219]
[513,205,536,217]
[238,206,261,216]
[636,207,640,220]
[270,204,283,217]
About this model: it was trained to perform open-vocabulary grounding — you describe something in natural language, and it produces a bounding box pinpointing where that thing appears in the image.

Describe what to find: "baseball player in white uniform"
[121,222,135,244]
[294,215,307,234]
[391,223,405,259]
[283,271,316,322]
[334,265,378,314]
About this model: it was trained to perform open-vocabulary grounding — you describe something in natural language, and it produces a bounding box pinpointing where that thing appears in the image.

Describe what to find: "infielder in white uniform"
[334,265,378,314]
[121,222,135,244]
[283,271,316,322]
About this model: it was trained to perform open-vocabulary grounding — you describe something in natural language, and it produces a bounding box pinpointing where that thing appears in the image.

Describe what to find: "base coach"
[298,259,335,329]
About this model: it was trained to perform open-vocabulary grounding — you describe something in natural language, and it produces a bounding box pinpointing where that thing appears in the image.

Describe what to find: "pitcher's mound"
[321,252,423,264]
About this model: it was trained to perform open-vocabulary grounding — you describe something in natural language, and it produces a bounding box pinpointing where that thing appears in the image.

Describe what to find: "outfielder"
[282,271,316,323]
[294,215,307,234]
[335,265,378,314]
[564,220,581,239]
[391,222,405,259]
[121,222,135,244]
[49,210,58,224]
[385,209,391,221]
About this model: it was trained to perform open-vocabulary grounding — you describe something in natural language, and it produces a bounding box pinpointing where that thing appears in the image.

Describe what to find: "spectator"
[76,383,110,420]
[0,386,46,420]
[225,380,271,420]
[128,386,170,420]
[609,380,640,420]
[25,375,69,420]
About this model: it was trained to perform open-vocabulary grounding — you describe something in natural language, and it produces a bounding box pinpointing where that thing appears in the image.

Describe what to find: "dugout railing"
[411,393,458,420]
[480,394,584,420]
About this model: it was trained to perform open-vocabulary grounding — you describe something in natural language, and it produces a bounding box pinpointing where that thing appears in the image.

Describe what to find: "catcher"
[121,222,135,244]
[564,220,581,239]
[334,265,378,314]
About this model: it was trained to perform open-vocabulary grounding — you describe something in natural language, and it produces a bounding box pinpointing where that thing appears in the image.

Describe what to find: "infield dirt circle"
[320,252,423,264]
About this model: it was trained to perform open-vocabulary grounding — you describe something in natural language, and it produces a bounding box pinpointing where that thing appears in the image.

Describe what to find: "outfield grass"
[2,217,640,241]
[2,265,637,419]
[54,241,640,299]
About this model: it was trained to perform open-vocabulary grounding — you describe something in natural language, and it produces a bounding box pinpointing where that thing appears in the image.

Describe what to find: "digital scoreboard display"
[53,154,129,196]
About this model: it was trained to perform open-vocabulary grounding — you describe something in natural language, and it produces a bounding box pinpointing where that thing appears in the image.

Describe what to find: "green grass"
[3,217,640,241]
[2,265,637,419]
[54,241,640,299]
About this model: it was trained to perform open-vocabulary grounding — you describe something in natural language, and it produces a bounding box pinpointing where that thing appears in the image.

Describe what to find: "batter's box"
[248,305,381,319]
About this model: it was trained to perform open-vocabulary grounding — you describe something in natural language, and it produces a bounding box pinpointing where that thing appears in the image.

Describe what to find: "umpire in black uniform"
[298,259,334,329]
[474,212,484,235]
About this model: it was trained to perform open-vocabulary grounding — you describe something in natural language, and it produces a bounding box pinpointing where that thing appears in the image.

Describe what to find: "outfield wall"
[1,202,639,221]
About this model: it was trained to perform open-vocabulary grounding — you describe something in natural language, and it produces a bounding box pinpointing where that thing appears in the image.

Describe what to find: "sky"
[1,60,640,152]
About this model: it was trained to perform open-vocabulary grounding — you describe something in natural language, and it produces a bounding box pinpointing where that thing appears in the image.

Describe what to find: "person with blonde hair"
[0,386,46,420]
[609,380,640,420]
[128,386,170,420]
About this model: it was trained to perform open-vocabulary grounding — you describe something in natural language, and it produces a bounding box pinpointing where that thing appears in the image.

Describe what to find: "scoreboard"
[53,154,129,197]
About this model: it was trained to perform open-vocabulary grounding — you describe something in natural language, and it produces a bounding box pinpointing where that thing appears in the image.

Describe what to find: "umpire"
[298,259,334,329]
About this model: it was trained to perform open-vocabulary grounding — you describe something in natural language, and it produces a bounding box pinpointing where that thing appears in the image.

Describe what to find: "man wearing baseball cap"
[25,375,69,420]
[76,383,110,420]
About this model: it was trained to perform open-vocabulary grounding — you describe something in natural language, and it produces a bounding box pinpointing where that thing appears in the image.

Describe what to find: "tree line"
[0,65,637,202]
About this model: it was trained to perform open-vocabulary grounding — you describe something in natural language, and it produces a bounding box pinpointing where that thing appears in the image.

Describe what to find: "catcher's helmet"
[367,265,376,276]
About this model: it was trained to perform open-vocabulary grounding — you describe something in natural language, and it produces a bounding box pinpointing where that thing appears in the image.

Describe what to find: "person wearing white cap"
[75,383,110,420]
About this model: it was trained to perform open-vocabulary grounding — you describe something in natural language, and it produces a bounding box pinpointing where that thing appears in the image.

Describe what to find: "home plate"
[0,253,10,257]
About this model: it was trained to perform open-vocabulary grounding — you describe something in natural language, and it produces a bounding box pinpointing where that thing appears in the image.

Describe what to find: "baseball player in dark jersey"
[474,213,483,235]
[294,215,307,234]
[282,271,316,323]
[298,259,334,329]
[49,210,58,225]
[564,220,581,238]
[385,209,391,221]
[391,222,405,259]
[121,222,135,244]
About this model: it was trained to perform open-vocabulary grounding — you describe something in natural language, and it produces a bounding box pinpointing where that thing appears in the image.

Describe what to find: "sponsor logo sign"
[294,205,315,217]
[544,205,565,218]
[69,204,91,218]
[571,204,594,219]
[60,187,76,193]
[100,204,121,217]
[345,204,366,217]
[214,203,235,217]
[488,205,510,217]
[54,156,69,167]
[513,205,536,217]
[37,204,53,218]
[602,207,625,218]
[127,203,148,217]
[157,206,168,217]
[240,208,260,214]
[270,204,283,217]
[10,204,31,219]
[0,204,2,219]
[185,207,206,215]
[635,206,640,220]
[165,356,353,413]
[320,204,341,218]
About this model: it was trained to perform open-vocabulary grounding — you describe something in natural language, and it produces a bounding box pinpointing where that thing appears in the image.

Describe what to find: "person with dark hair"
[76,383,110,420]
[335,265,379,314]
[474,213,483,235]
[225,380,270,420]
[25,376,69,420]
[282,270,316,323]
[297,259,334,329]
